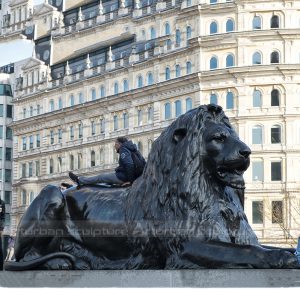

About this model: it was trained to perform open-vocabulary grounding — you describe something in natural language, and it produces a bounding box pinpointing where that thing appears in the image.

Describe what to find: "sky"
[0,0,46,67]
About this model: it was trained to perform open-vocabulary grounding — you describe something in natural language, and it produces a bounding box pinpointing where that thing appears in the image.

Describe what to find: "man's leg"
[78,172,124,185]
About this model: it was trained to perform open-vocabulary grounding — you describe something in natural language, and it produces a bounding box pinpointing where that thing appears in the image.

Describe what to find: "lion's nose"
[239,147,251,158]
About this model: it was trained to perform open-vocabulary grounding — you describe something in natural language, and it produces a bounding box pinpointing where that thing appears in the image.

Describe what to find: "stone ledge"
[1,269,300,288]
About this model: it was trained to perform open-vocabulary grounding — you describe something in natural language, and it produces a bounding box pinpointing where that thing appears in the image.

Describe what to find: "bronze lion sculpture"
[5,104,299,270]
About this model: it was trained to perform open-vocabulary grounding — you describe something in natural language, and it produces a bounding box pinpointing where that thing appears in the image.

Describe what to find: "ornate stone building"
[1,0,300,246]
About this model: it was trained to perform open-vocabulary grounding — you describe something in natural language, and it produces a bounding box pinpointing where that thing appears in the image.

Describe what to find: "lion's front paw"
[267,250,300,269]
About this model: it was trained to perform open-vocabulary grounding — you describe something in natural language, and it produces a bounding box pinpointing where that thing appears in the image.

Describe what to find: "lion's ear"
[173,128,187,144]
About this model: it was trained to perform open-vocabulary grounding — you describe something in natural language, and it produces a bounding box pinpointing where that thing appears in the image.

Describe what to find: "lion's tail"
[4,252,76,271]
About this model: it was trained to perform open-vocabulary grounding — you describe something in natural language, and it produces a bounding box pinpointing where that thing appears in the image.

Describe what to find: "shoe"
[69,172,80,185]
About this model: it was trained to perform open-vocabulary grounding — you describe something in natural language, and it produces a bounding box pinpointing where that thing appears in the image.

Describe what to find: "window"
[271,89,280,106]
[210,0,217,3]
[21,163,26,178]
[5,148,12,161]
[271,125,281,144]
[226,19,234,32]
[147,73,154,85]
[150,27,156,39]
[186,61,192,74]
[175,29,181,46]
[22,137,27,150]
[91,88,96,100]
[58,157,62,172]
[113,115,118,131]
[210,21,218,34]
[252,52,262,64]
[30,192,34,203]
[70,155,74,170]
[70,94,75,106]
[35,161,40,176]
[210,93,218,105]
[78,123,83,139]
[186,26,192,41]
[91,121,96,135]
[175,65,181,77]
[252,160,263,181]
[100,118,105,133]
[6,127,12,140]
[123,79,129,92]
[271,161,282,181]
[28,162,33,177]
[49,100,54,112]
[252,126,263,144]
[165,67,171,80]
[166,39,172,50]
[91,151,96,167]
[165,22,171,35]
[37,105,41,114]
[226,92,234,109]
[137,109,143,126]
[165,103,171,120]
[270,15,279,29]
[29,135,34,148]
[5,191,11,205]
[252,201,263,224]
[137,76,143,88]
[36,134,40,147]
[0,84,13,96]
[79,92,84,104]
[210,57,218,69]
[100,85,105,98]
[50,131,54,145]
[30,106,33,117]
[253,16,261,30]
[253,90,262,107]
[70,126,74,140]
[175,100,182,117]
[22,190,27,205]
[58,97,63,108]
[226,54,234,68]
[123,113,129,129]
[5,169,11,183]
[7,105,13,118]
[58,129,62,143]
[0,104,3,117]
[272,201,283,223]
[78,153,82,170]
[186,98,193,112]
[147,107,154,123]
[49,159,54,174]
[270,51,279,64]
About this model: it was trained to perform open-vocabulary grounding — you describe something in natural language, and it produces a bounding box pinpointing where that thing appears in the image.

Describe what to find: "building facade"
[0,0,300,246]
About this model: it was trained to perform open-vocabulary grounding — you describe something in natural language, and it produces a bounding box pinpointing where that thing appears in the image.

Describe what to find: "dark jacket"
[0,199,5,231]
[115,141,137,182]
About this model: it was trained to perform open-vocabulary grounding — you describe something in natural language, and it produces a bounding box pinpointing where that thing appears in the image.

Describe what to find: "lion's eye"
[213,134,226,142]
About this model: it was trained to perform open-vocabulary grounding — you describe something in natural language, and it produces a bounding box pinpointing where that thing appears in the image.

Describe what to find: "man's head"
[115,136,128,153]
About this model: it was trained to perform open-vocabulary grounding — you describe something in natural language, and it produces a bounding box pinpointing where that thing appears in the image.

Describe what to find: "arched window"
[175,100,182,117]
[186,98,193,112]
[253,89,262,107]
[271,51,279,64]
[23,108,26,118]
[114,82,119,95]
[148,106,154,123]
[210,93,218,104]
[165,22,171,35]
[58,97,63,109]
[186,26,192,40]
[137,75,143,88]
[78,122,83,138]
[30,106,33,116]
[175,64,181,77]
[147,72,154,85]
[226,92,234,109]
[100,118,105,133]
[226,54,234,67]
[253,16,261,30]
[123,112,129,129]
[37,105,41,115]
[100,85,105,98]
[22,190,27,205]
[165,67,171,80]
[166,39,172,50]
[137,109,143,126]
[113,115,118,131]
[176,29,181,46]
[252,52,262,64]
[210,56,218,69]
[165,103,171,120]
[271,89,280,106]
[226,19,234,32]
[270,15,279,29]
[69,126,74,140]
[210,21,218,34]
[91,121,96,136]
[69,94,75,106]
[49,100,54,112]
[150,27,156,39]
[91,150,96,167]
[123,79,129,92]
[29,192,34,203]
[79,92,84,104]
[186,61,192,74]
[49,158,54,174]
[252,125,263,144]
[271,125,281,143]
